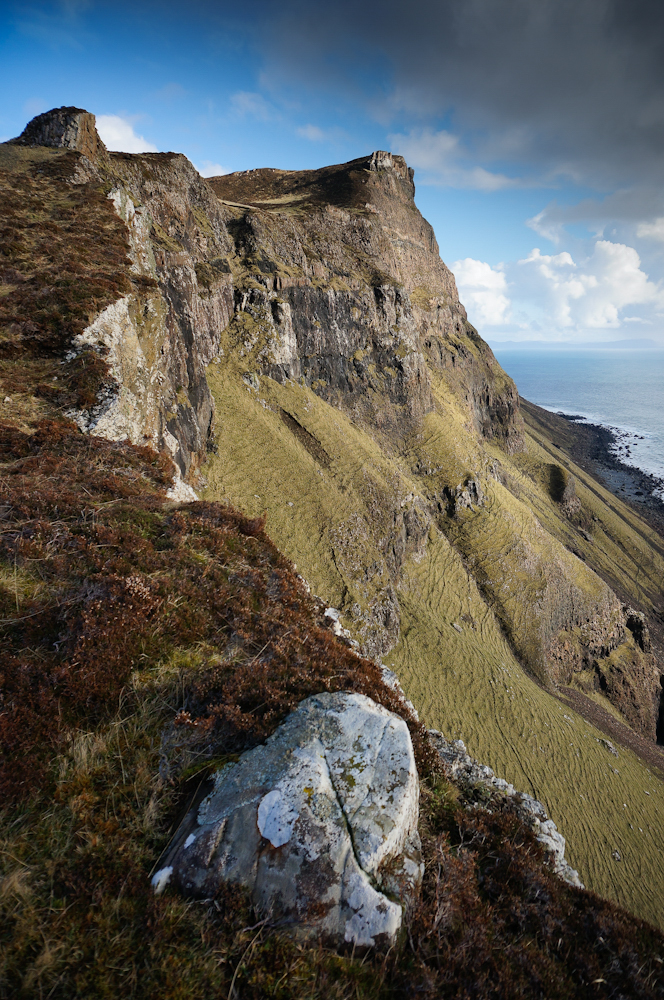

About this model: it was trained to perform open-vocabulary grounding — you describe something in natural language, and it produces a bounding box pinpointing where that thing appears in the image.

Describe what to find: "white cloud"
[195,161,230,178]
[526,209,564,244]
[452,258,511,326]
[390,128,517,191]
[96,115,158,153]
[636,217,664,242]
[297,123,348,142]
[527,190,664,245]
[230,91,273,121]
[516,242,663,329]
[298,124,326,141]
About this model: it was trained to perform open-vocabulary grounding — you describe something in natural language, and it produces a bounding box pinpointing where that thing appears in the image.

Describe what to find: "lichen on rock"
[155,692,422,948]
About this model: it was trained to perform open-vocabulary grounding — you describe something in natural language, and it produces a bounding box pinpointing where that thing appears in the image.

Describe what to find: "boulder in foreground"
[153,692,423,948]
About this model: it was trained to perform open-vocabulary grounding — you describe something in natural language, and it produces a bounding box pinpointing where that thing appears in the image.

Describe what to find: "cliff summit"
[9,105,107,162]
[1,107,663,997]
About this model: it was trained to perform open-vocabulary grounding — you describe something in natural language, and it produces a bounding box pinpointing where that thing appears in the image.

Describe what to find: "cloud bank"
[254,0,664,192]
[453,241,663,340]
[390,129,518,191]
[96,115,157,153]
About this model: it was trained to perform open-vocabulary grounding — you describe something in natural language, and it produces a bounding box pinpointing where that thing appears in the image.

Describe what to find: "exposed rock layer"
[2,110,661,812]
[9,107,654,736]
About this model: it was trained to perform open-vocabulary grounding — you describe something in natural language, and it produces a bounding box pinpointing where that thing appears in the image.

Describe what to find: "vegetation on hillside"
[1,119,664,996]
[203,348,664,928]
[1,421,663,998]
[0,144,159,420]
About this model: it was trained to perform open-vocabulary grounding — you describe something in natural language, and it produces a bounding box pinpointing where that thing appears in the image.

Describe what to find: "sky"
[2,0,664,345]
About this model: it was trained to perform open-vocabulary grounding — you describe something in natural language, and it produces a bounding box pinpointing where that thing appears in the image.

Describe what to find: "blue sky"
[2,0,664,344]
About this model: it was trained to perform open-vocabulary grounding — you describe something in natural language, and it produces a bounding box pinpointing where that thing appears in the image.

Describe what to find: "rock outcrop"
[9,105,107,163]
[209,151,522,450]
[8,107,652,728]
[546,603,661,737]
[428,731,584,888]
[3,109,663,925]
[154,693,423,948]
[65,157,235,481]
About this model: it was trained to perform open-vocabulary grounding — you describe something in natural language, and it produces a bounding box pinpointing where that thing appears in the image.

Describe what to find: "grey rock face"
[368,150,414,185]
[10,106,106,162]
[428,731,584,888]
[68,166,234,478]
[266,282,431,429]
[154,693,423,948]
[624,606,651,653]
[444,476,485,515]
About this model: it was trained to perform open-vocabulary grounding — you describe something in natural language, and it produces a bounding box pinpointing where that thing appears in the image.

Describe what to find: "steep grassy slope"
[202,356,664,928]
[518,402,664,622]
[390,539,664,923]
[2,107,663,957]
[4,422,662,999]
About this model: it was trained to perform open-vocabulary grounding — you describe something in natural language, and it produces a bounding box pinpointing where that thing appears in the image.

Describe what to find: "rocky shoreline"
[521,399,664,535]
[559,412,664,517]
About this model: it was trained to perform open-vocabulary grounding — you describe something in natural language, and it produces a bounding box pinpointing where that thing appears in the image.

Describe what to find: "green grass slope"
[517,407,664,616]
[203,361,664,929]
[390,533,663,924]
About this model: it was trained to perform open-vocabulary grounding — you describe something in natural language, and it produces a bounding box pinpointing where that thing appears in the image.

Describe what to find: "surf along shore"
[521,398,664,537]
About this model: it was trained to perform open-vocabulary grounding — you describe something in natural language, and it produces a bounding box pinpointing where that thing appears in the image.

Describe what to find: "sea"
[491,348,664,497]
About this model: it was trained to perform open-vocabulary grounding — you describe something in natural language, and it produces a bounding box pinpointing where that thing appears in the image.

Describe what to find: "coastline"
[564,416,664,533]
[520,398,664,536]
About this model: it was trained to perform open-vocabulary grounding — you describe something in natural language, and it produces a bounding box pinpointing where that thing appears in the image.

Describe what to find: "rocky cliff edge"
[1,109,663,927]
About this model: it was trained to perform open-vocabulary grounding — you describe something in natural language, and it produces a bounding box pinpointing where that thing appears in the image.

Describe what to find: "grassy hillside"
[2,112,663,994]
[203,360,664,928]
[0,420,664,1000]
[3,419,662,998]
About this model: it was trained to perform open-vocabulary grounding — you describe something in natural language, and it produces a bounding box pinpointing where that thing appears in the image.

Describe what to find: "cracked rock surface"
[155,692,422,947]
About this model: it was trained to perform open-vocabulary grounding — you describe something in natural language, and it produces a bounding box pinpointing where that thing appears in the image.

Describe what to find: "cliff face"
[75,154,236,484]
[2,109,663,927]
[209,151,522,451]
[9,105,107,162]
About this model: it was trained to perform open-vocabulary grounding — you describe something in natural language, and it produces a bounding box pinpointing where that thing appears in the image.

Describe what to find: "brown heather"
[0,416,662,998]
[0,418,425,803]
[0,135,662,999]
[0,146,156,413]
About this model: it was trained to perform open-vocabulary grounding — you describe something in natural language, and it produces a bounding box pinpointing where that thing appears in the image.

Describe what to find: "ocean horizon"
[493,348,664,494]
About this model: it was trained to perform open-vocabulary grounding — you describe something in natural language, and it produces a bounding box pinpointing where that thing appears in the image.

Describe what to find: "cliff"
[1,109,664,982]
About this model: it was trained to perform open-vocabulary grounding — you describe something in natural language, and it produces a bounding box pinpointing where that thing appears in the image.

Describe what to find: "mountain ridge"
[1,109,664,993]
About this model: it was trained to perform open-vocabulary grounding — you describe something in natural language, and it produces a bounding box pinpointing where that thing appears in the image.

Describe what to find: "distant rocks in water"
[428,731,584,888]
[153,692,423,948]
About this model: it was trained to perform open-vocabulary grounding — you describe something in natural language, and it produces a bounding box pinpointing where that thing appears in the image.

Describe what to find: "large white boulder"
[153,692,423,948]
